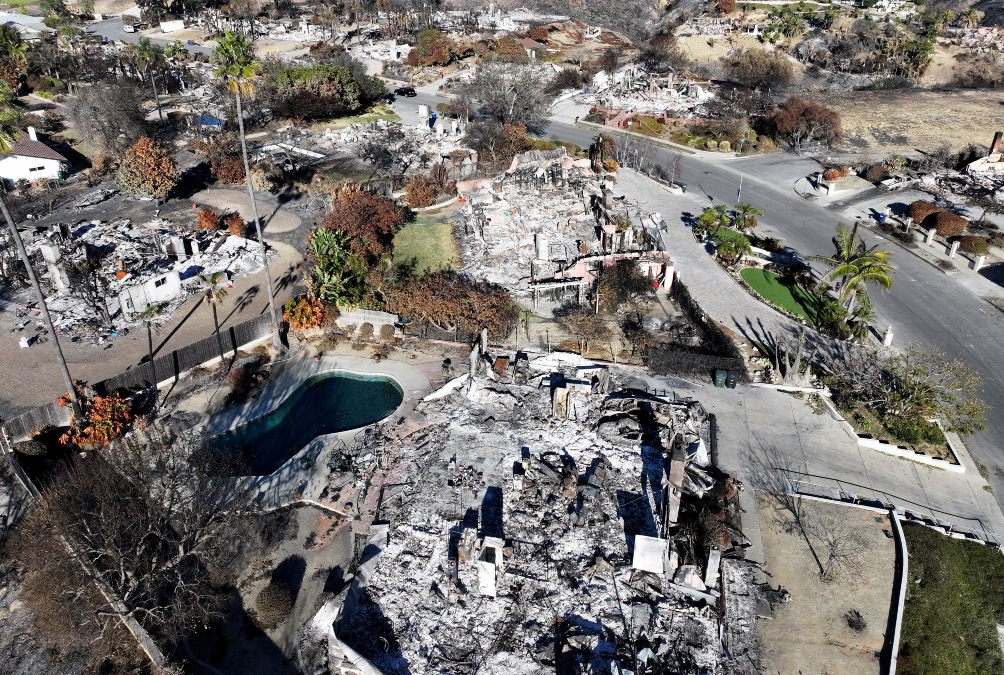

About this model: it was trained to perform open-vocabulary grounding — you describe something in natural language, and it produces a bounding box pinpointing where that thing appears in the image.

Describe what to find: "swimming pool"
[216,371,404,475]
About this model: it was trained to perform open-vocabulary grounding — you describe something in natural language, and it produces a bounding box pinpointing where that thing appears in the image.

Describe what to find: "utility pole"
[1,194,81,419]
[737,173,744,204]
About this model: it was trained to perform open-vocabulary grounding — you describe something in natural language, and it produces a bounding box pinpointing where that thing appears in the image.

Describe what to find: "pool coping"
[206,352,431,440]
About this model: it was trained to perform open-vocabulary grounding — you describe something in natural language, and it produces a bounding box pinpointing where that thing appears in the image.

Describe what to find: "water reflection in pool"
[216,372,403,475]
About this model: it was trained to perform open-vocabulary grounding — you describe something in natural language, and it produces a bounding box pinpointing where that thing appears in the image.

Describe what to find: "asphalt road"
[549,120,1004,507]
[398,89,1004,510]
[88,18,214,56]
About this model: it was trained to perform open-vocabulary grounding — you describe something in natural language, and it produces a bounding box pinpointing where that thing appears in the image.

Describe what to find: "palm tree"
[717,236,752,268]
[846,299,875,342]
[213,31,282,351]
[733,202,763,231]
[129,37,166,126]
[0,84,80,417]
[696,204,732,238]
[199,272,229,362]
[959,9,984,29]
[811,223,894,312]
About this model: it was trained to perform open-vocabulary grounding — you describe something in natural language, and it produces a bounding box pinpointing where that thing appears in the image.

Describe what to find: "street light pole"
[737,173,744,204]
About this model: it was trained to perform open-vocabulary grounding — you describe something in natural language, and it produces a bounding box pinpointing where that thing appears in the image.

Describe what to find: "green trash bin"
[714,369,727,388]
[677,181,688,193]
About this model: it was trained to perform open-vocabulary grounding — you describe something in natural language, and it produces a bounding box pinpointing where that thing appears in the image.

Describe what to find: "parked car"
[394,86,417,97]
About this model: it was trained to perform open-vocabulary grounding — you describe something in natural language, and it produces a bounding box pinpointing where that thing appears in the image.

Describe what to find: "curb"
[820,396,964,473]
[885,508,908,674]
[575,120,699,155]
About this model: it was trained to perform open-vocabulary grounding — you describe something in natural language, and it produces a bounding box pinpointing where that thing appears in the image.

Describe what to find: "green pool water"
[216,372,403,475]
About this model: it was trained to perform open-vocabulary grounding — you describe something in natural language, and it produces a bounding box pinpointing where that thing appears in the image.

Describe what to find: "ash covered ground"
[304,350,761,674]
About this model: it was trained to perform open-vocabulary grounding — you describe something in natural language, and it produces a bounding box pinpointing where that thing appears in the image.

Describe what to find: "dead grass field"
[757,494,895,675]
[828,88,1003,156]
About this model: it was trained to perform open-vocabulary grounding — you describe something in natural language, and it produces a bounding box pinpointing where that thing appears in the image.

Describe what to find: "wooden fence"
[99,313,275,394]
[1,313,275,440]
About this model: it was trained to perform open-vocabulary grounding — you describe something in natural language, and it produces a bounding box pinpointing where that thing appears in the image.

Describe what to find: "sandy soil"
[92,0,135,14]
[920,42,964,87]
[828,88,1003,156]
[757,494,895,674]
[256,39,310,57]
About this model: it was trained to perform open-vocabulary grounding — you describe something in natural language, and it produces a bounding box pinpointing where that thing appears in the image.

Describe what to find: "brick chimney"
[26,126,37,141]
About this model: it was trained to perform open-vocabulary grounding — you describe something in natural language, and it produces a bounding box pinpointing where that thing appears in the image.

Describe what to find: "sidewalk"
[831,191,1004,301]
[613,169,812,348]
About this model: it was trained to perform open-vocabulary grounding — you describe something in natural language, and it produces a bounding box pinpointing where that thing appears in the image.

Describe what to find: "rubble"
[17,216,269,335]
[577,65,714,119]
[457,149,673,307]
[302,338,760,674]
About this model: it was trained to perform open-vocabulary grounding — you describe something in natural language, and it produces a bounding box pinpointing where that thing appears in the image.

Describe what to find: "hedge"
[930,211,968,237]
[908,200,941,224]
[955,235,989,254]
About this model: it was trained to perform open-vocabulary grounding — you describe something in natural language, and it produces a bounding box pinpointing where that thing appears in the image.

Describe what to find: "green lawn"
[899,523,1004,674]
[306,105,400,131]
[393,220,458,274]
[740,267,818,322]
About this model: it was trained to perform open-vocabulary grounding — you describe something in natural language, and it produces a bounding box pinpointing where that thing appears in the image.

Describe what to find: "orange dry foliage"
[211,154,245,184]
[195,207,220,231]
[118,136,178,199]
[222,212,247,238]
[405,176,438,207]
[319,187,408,262]
[283,295,324,331]
[58,391,133,447]
[822,166,849,181]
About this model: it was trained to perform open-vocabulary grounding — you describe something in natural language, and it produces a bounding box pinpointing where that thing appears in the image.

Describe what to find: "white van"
[123,23,136,33]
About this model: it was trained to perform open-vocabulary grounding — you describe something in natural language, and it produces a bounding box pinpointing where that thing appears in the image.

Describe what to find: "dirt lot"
[828,88,1003,156]
[757,494,895,675]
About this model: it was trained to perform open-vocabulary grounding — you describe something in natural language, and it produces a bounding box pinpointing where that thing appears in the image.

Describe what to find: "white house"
[118,271,183,321]
[0,127,70,186]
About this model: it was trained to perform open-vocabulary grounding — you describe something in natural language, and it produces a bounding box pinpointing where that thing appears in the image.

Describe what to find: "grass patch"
[740,267,818,322]
[305,105,400,132]
[899,523,1004,674]
[393,221,458,274]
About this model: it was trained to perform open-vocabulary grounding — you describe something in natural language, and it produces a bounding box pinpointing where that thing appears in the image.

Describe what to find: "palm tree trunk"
[235,91,282,351]
[211,301,224,362]
[0,193,81,419]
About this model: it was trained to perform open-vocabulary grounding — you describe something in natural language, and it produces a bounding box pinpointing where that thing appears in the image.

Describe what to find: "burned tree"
[8,424,253,645]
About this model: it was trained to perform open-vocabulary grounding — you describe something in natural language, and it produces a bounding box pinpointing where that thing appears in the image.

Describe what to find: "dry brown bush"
[196,207,220,231]
[908,200,941,223]
[956,235,989,254]
[405,176,438,207]
[930,211,968,237]
[222,212,247,238]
